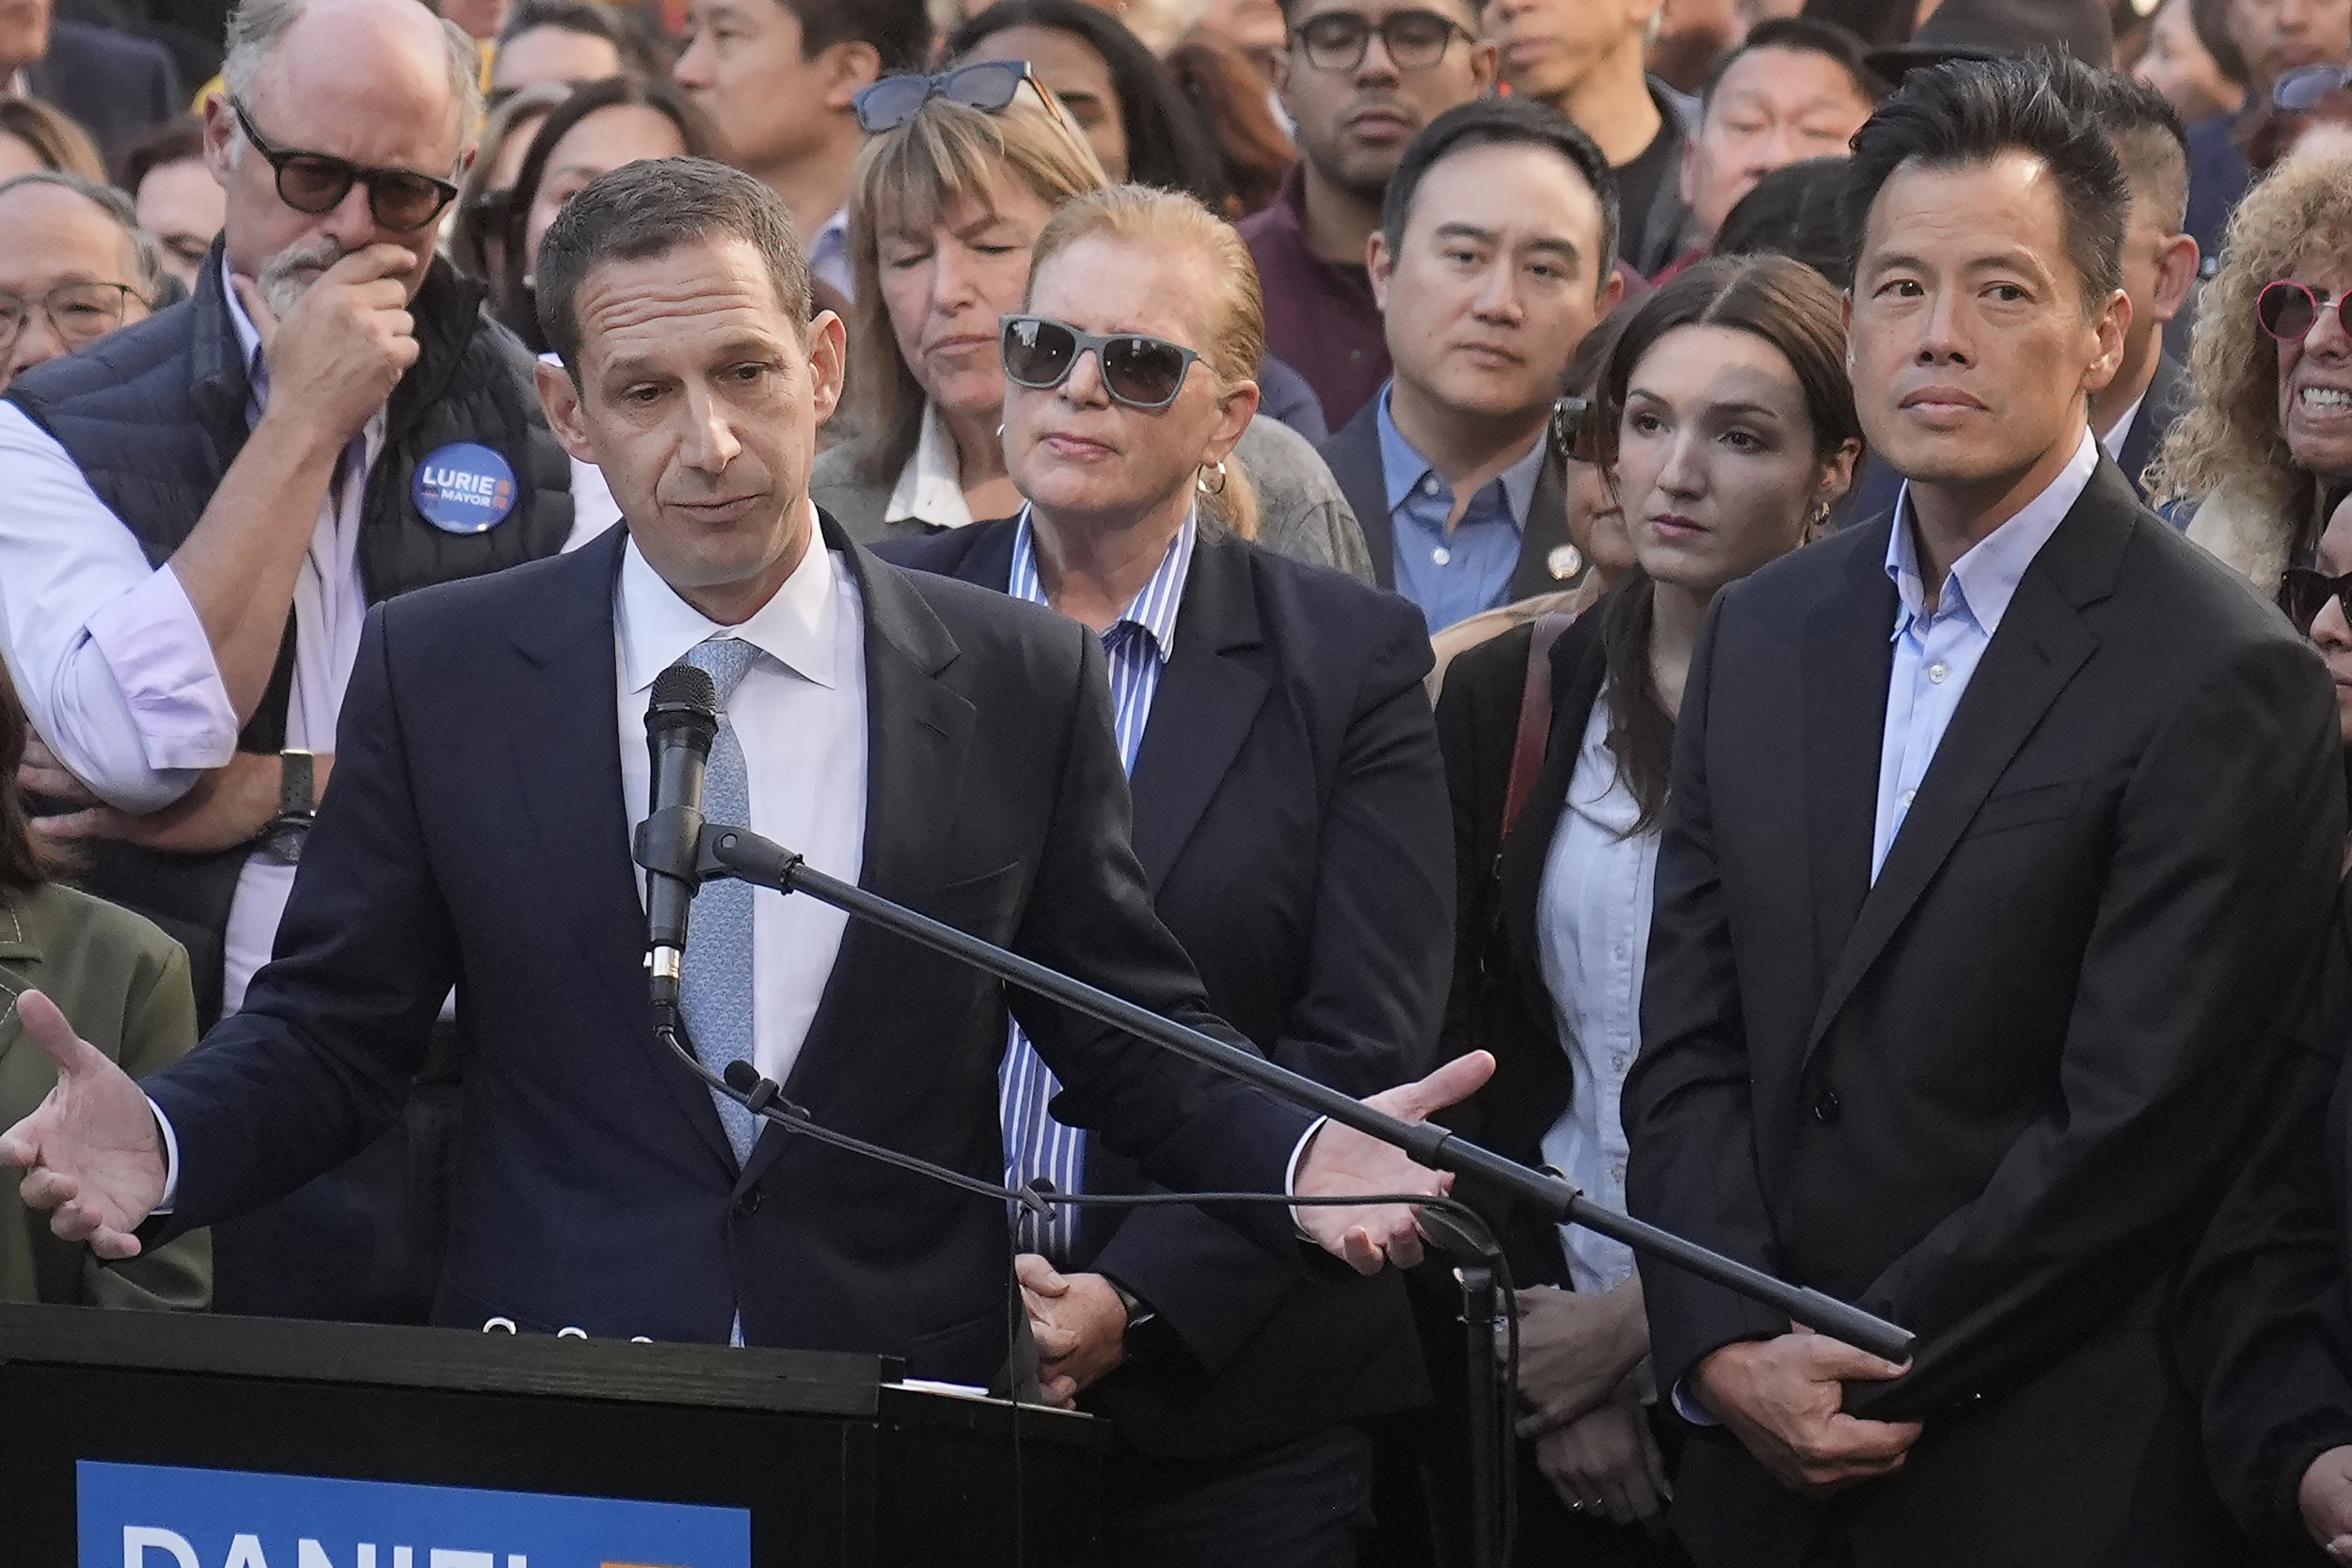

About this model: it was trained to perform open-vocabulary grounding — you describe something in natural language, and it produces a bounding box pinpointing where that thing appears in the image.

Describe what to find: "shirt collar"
[884,402,978,530]
[1884,426,2099,639]
[224,253,262,382]
[1375,382,1546,527]
[2100,391,2147,465]
[1009,506,1197,665]
[618,502,845,694]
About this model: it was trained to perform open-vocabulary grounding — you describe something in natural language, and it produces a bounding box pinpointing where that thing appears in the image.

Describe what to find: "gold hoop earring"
[1197,460,1229,496]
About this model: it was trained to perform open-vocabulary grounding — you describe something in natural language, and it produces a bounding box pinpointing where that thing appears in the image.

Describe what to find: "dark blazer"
[1622,457,2344,1568]
[2179,879,2352,1563]
[24,20,183,172]
[888,519,1451,1458]
[2114,353,2189,502]
[1433,606,1610,1289]
[141,517,1316,1385]
[1319,394,1584,608]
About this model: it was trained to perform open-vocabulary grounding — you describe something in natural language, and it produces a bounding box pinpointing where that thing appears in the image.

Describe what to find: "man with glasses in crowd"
[0,0,571,1322]
[1241,0,1494,431]
[0,172,163,392]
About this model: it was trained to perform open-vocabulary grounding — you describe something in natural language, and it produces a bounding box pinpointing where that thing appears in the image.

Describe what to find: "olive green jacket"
[0,881,209,1309]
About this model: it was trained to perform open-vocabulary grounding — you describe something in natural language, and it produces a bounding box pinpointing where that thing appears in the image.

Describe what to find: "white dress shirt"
[614,519,869,1090]
[1873,429,2098,879]
[0,259,385,1012]
[884,402,980,531]
[2100,392,2147,467]
[1534,688,1657,1296]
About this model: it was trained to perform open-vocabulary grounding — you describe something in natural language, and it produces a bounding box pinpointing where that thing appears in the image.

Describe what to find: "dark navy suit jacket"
[889,519,1452,1457]
[143,518,1314,1383]
[25,21,183,170]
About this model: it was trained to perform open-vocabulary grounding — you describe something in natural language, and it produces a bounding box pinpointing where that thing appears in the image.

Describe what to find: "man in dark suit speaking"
[1623,55,2344,1568]
[0,157,1489,1379]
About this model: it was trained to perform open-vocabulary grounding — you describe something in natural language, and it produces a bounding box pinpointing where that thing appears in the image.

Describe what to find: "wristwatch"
[1104,1275,1180,1368]
[264,749,317,863]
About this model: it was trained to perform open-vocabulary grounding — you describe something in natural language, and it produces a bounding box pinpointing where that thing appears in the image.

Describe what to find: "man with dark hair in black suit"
[4,0,183,169]
[1624,53,2343,1568]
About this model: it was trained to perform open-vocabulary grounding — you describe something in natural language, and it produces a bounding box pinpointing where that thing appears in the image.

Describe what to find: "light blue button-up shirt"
[1871,429,2099,879]
[1375,384,1547,634]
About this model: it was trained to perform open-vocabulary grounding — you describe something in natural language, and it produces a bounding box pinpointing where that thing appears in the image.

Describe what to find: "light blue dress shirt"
[1872,429,2100,879]
[1375,385,1547,634]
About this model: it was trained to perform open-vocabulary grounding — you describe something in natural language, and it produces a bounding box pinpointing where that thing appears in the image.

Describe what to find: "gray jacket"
[813,415,1375,583]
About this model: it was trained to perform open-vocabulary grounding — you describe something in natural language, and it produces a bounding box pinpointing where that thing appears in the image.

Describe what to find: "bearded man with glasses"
[0,0,574,1324]
[1240,0,1496,431]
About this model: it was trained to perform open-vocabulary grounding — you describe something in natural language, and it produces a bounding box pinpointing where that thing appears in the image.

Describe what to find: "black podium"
[0,1301,1104,1566]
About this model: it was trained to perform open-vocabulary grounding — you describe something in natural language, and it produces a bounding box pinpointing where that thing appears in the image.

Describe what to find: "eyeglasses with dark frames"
[1291,8,1473,73]
[854,60,1076,136]
[1000,314,1204,410]
[230,98,460,232]
[2284,565,2352,633]
[0,282,148,356]
[2256,278,2352,343]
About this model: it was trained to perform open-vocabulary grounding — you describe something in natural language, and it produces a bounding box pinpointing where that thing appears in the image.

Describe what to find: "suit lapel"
[504,530,738,1173]
[1804,525,1898,1006]
[752,526,973,1179]
[1803,470,2135,1062]
[1325,404,1395,589]
[1508,456,1581,600]
[1126,535,1273,893]
[1497,611,1608,1034]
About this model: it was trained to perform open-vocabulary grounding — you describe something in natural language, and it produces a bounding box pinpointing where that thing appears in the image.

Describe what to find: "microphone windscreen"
[652,663,719,713]
[723,1059,761,1092]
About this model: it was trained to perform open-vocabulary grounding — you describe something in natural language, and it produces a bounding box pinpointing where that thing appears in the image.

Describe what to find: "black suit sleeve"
[1088,605,1451,1372]
[1007,625,1314,1228]
[143,605,460,1232]
[1624,589,1795,1393]
[1434,626,1528,1080]
[2179,915,2352,1559]
[1847,634,2344,1418]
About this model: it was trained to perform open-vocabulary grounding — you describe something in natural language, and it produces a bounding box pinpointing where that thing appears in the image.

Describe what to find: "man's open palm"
[0,989,166,1258]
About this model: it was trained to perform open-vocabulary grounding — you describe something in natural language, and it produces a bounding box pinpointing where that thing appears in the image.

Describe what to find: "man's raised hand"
[0,990,166,1259]
[234,243,420,450]
[1295,1050,1495,1273]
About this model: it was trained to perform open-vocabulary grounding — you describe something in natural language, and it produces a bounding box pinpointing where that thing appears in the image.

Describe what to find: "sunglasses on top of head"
[999,315,1204,410]
[229,99,459,232]
[854,59,1075,135]
[2257,279,2352,342]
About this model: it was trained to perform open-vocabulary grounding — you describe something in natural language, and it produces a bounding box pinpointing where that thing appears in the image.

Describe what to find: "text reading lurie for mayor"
[79,1461,749,1568]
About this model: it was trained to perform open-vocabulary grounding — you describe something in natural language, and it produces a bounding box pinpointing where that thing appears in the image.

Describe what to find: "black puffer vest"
[6,247,573,1022]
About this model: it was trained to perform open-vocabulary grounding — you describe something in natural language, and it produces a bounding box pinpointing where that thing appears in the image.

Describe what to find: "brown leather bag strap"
[1502,611,1576,845]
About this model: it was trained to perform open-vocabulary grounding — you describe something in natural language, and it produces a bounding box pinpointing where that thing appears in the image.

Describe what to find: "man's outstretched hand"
[1295,1050,1495,1273]
[0,990,165,1259]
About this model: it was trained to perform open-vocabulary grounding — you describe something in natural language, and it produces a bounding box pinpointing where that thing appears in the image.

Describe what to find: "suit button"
[1811,1090,1841,1124]
[735,1189,762,1218]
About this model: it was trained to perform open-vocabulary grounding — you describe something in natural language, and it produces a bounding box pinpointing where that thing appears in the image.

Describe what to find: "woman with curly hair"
[2153,149,2352,595]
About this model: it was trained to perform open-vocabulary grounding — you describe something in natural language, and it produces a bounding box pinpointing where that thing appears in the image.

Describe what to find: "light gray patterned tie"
[677,636,764,1164]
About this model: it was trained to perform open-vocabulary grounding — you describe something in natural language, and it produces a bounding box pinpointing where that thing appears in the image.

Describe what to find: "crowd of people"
[6,0,2352,1563]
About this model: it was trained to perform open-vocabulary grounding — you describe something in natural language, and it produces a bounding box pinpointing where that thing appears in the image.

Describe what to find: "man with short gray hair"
[0,173,165,392]
[0,0,571,1323]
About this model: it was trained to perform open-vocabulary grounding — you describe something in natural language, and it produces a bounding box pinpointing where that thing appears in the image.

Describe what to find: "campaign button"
[413,442,517,533]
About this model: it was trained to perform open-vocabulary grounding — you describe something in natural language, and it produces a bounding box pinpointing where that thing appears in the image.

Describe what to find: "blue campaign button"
[412,441,517,534]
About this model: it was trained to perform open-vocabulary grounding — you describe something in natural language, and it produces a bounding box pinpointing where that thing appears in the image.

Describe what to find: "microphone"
[637,664,720,1016]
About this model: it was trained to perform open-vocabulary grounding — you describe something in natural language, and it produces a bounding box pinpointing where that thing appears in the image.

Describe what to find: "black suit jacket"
[1433,604,1611,1289]
[1623,457,2344,1568]
[2179,880,2352,1563]
[889,519,1451,1458]
[24,20,183,172]
[143,517,1316,1385]
[1319,394,1584,606]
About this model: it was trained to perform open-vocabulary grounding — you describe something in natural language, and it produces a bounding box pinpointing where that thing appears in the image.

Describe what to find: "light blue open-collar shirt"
[1871,428,2100,879]
[1375,385,1547,634]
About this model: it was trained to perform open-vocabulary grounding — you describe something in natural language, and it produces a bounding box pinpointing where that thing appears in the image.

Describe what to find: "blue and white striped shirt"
[1000,508,1199,1260]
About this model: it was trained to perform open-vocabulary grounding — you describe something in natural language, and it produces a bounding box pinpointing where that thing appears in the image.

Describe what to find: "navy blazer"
[888,519,1453,1457]
[142,518,1315,1384]
[25,21,183,171]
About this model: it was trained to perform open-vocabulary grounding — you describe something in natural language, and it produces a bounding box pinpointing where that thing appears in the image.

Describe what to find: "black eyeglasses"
[0,282,147,356]
[2276,62,2352,113]
[1292,8,1472,73]
[854,60,1075,135]
[1000,315,1203,410]
[1549,395,1600,465]
[230,99,460,232]
[2284,565,2352,632]
[2257,279,2352,342]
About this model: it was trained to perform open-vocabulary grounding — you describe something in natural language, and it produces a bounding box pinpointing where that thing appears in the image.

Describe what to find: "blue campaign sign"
[79,1459,751,1568]
[413,442,518,534]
